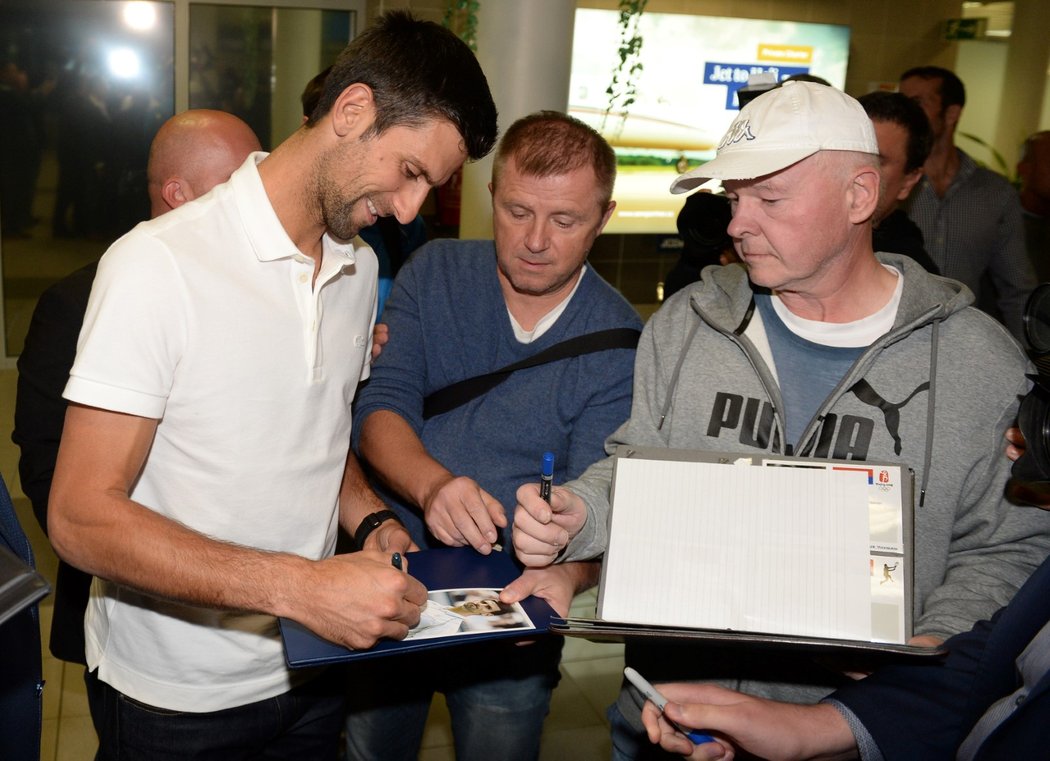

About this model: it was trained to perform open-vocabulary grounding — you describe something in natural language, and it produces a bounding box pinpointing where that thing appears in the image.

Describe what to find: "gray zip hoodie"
[563,253,1050,708]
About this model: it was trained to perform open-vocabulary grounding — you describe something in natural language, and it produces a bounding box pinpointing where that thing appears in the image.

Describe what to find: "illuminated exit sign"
[943,18,986,40]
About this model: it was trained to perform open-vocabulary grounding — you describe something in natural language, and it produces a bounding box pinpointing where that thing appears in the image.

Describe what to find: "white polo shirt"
[65,153,377,712]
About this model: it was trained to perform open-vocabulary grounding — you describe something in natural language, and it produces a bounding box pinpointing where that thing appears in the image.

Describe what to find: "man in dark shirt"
[900,66,1035,340]
[858,90,938,274]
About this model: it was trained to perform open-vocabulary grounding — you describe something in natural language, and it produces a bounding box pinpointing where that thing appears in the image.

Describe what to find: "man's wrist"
[259,552,313,619]
[569,559,602,593]
[352,509,401,551]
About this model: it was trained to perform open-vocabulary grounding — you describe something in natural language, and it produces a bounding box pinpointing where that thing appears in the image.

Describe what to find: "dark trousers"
[345,637,562,761]
[87,668,344,760]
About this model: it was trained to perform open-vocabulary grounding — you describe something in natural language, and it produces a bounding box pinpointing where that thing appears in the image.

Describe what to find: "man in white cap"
[512,81,1050,759]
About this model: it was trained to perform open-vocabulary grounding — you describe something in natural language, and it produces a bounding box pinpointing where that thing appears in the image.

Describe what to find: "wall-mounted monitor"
[570,9,850,234]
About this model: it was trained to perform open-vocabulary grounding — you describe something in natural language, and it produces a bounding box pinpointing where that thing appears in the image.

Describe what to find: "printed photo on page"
[405,588,536,641]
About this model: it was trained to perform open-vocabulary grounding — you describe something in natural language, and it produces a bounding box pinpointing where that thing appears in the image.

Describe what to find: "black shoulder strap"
[422,327,641,420]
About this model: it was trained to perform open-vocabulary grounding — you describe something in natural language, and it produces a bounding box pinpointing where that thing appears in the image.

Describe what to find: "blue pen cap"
[542,451,555,477]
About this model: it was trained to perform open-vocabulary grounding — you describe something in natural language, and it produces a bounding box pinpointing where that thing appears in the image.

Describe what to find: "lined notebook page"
[600,459,872,640]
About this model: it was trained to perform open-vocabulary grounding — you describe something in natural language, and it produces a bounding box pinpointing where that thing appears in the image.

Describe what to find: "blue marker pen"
[624,667,717,746]
[539,451,555,503]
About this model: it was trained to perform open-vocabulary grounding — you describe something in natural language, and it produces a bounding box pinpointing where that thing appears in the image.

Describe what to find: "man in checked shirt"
[899,65,1036,342]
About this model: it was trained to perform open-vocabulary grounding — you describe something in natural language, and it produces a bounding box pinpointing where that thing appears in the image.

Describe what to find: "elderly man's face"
[724,154,858,296]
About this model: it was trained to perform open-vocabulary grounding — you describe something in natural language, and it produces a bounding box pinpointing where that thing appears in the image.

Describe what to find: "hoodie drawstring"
[918,318,940,507]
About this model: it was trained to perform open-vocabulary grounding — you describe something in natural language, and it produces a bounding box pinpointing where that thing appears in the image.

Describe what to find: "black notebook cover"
[550,617,945,659]
[280,547,556,667]
[0,544,50,627]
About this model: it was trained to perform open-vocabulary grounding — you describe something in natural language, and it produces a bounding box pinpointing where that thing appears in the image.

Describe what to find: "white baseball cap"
[670,80,879,194]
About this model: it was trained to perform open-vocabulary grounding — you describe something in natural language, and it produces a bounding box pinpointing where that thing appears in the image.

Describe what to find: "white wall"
[955,39,1010,173]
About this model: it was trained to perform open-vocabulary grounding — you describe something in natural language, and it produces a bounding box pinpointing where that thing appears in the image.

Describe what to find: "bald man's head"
[147,109,261,218]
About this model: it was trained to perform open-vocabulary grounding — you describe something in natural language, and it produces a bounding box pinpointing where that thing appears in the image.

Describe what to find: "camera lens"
[1023,283,1050,353]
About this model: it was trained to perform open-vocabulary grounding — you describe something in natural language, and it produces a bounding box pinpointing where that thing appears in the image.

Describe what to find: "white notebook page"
[600,458,872,640]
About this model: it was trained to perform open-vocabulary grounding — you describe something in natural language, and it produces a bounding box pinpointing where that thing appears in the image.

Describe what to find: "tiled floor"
[0,367,624,761]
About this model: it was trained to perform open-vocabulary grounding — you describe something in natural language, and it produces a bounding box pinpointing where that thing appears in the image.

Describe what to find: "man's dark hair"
[301,65,331,119]
[492,111,617,210]
[782,73,831,87]
[858,91,933,173]
[899,65,966,110]
[305,11,498,160]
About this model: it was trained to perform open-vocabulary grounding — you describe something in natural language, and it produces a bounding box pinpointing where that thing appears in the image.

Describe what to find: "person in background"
[45,12,497,758]
[1018,130,1050,282]
[782,72,831,87]
[662,191,733,300]
[857,90,939,274]
[899,65,1035,341]
[512,81,1050,760]
[0,61,42,238]
[347,111,641,761]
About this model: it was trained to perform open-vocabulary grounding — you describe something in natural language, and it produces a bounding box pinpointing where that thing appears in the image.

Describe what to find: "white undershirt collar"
[509,265,588,344]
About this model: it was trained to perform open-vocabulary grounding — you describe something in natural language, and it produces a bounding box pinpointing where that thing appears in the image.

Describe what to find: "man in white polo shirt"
[47,12,497,759]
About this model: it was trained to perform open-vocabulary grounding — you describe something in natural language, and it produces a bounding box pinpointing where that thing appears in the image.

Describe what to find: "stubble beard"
[319,178,365,241]
[316,144,366,241]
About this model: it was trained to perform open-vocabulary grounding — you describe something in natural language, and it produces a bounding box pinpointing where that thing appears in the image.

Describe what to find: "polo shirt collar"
[230,152,358,268]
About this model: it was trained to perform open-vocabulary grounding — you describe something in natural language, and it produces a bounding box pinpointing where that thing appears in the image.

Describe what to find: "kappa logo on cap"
[718,118,756,150]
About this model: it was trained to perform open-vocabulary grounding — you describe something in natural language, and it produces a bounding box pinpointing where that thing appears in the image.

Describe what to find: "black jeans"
[88,668,344,760]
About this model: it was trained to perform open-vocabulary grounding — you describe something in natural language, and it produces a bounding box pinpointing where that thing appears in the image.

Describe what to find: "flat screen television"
[570,9,851,234]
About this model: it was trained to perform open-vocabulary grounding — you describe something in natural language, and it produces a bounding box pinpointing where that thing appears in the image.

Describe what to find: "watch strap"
[353,509,401,551]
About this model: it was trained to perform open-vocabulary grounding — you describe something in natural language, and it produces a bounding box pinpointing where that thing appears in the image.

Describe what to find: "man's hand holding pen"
[289,550,427,650]
[512,483,588,567]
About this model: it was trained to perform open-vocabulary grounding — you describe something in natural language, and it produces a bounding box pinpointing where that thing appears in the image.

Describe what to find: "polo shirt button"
[1015,694,1026,706]
[299,273,308,284]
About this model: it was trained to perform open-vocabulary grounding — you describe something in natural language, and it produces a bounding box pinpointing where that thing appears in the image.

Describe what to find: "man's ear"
[329,82,375,139]
[847,167,880,224]
[596,200,617,235]
[944,103,962,131]
[898,167,924,201]
[161,178,188,211]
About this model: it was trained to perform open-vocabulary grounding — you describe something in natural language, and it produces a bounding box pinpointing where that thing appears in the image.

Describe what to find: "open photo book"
[553,446,944,658]
[280,546,556,667]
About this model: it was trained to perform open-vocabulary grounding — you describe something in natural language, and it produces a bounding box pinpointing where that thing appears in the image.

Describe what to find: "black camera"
[1007,284,1050,505]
